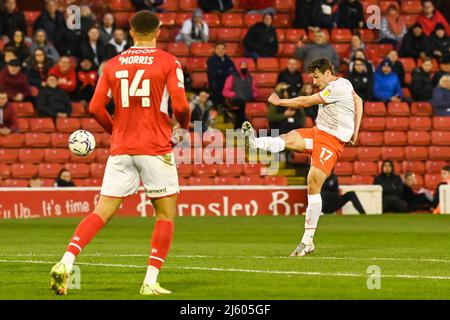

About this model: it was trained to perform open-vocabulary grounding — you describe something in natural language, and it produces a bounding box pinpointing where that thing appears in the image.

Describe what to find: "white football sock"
[256,137,286,153]
[144,265,159,285]
[301,194,322,244]
[61,252,76,273]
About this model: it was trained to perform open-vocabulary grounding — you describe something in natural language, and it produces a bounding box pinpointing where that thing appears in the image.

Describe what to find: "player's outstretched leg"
[291,167,327,257]
[50,196,122,295]
[140,195,177,295]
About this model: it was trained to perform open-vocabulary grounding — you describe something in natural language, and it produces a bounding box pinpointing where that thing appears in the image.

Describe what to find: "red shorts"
[296,127,345,176]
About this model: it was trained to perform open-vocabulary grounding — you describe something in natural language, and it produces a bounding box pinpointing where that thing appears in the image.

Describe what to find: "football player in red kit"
[50,11,190,296]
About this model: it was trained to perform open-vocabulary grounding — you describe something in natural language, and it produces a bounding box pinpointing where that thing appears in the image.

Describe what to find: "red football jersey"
[89,46,190,156]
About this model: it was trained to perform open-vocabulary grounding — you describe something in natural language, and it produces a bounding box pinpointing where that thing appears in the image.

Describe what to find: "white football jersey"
[316,77,356,142]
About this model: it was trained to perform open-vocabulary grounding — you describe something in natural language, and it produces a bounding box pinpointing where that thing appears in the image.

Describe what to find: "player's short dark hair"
[307,58,335,75]
[130,10,160,35]
[442,165,450,172]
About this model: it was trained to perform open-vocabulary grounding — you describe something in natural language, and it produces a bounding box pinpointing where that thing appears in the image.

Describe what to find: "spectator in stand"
[240,0,276,15]
[432,165,450,214]
[23,48,54,88]
[0,91,18,135]
[373,58,403,103]
[374,160,408,213]
[349,58,373,100]
[432,75,450,115]
[99,13,115,46]
[48,56,77,95]
[131,0,164,12]
[29,29,60,62]
[198,0,233,13]
[295,31,340,72]
[33,0,66,43]
[28,175,43,188]
[54,169,75,187]
[207,43,236,107]
[322,172,366,214]
[293,0,321,30]
[243,13,278,61]
[277,59,303,98]
[189,91,214,132]
[378,5,407,48]
[0,0,27,39]
[402,171,433,212]
[429,23,450,60]
[337,0,365,30]
[416,0,450,37]
[343,35,365,65]
[348,49,374,75]
[432,56,450,87]
[319,0,339,30]
[105,28,130,60]
[299,83,318,120]
[411,58,434,101]
[400,23,431,59]
[80,27,106,67]
[268,82,305,135]
[36,74,72,119]
[0,59,31,102]
[222,60,259,129]
[79,4,96,35]
[4,29,30,63]
[175,9,209,47]
[0,46,19,70]
[387,50,405,86]
[76,58,98,103]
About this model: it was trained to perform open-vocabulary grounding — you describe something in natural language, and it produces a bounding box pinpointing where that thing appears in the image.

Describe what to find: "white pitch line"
[2,253,450,264]
[1,259,450,281]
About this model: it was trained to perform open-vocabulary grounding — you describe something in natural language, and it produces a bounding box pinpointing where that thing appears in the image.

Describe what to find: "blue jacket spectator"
[373,59,403,102]
[243,13,278,60]
[432,75,450,115]
[207,43,236,106]
[198,0,234,13]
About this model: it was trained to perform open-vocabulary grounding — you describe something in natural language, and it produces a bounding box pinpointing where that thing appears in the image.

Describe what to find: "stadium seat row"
[335,160,450,176]
[341,146,450,161]
[337,172,442,189]
[0,148,110,164]
[358,132,450,146]
[0,133,111,148]
[15,118,105,133]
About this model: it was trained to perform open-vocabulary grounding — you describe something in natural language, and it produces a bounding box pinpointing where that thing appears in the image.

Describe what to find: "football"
[68,130,96,156]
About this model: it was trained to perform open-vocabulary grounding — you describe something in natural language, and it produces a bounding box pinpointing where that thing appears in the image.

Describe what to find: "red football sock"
[66,213,105,256]
[148,219,174,269]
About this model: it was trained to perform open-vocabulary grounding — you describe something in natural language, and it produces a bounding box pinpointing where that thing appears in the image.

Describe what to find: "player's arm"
[350,92,363,145]
[89,69,113,134]
[167,60,190,129]
[268,92,323,109]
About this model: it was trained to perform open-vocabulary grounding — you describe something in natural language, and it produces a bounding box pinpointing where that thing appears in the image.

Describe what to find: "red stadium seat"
[399,58,416,72]
[385,117,409,131]
[45,148,71,163]
[214,177,239,185]
[253,73,278,87]
[285,28,307,42]
[218,164,243,177]
[2,179,28,187]
[175,12,191,26]
[279,43,297,57]
[256,58,279,72]
[179,177,189,186]
[18,149,45,163]
[403,161,425,175]
[404,14,419,28]
[85,178,103,186]
[404,146,428,161]
[221,13,243,27]
[167,42,189,56]
[80,118,104,133]
[192,164,218,177]
[113,12,132,28]
[190,43,214,57]
[185,57,207,72]
[384,131,406,145]
[340,147,357,161]
[158,28,171,41]
[12,163,37,179]
[387,102,410,116]
[50,133,70,147]
[274,0,294,11]
[366,44,394,60]
[179,0,197,11]
[245,102,268,117]
[156,13,176,26]
[161,0,178,11]
[359,132,384,146]
[65,163,90,178]
[409,117,431,131]
[17,118,29,132]
[244,14,263,27]
[334,162,354,175]
[433,117,450,131]
[38,163,62,178]
[0,133,25,147]
[23,11,40,25]
[191,73,208,89]
[308,28,330,41]
[177,164,192,177]
[95,148,110,163]
[0,164,11,178]
[401,1,422,14]
[403,88,411,99]
[289,153,310,164]
[239,175,265,185]
[249,117,268,130]
[243,163,263,176]
[426,161,447,174]
[70,151,96,163]
[188,177,214,185]
[332,43,351,56]
[202,13,221,27]
[357,147,381,161]
[364,102,386,116]
[353,175,374,185]
[0,149,18,164]
[304,117,314,128]
[220,28,243,41]
[431,131,450,145]
[425,174,442,190]
[360,117,385,131]
[354,161,378,175]
[339,176,353,185]
[25,133,50,147]
[110,0,134,11]
[256,87,274,102]
[381,147,404,161]
[411,102,432,116]
[407,131,430,145]
[56,118,81,133]
[276,29,285,42]
[29,118,54,133]
[90,163,106,178]
[358,29,377,42]
[379,1,399,12]
[264,175,288,186]
[100,133,112,148]
[272,14,291,28]
[331,29,352,43]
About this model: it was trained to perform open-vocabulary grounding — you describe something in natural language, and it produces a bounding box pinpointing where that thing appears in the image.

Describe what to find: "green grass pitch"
[0,215,450,300]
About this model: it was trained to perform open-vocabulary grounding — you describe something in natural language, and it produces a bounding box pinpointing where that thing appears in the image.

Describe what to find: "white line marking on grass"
[1,259,450,281]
